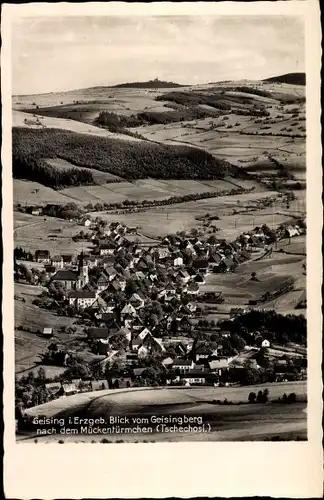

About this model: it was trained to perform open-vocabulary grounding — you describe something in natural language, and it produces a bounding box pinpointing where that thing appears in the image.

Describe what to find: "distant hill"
[111,79,186,89]
[264,73,306,86]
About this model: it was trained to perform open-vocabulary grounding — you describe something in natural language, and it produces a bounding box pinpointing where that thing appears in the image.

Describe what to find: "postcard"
[2,1,322,498]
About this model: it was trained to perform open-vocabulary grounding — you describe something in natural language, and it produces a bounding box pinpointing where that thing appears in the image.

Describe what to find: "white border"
[2,2,323,498]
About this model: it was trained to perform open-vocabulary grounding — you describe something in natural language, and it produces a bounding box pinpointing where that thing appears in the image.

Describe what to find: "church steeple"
[77,251,89,289]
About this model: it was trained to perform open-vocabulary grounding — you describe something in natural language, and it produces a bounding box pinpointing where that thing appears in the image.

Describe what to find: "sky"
[12,15,305,95]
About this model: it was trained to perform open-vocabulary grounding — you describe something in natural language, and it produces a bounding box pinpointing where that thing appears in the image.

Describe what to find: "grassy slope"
[22,382,307,442]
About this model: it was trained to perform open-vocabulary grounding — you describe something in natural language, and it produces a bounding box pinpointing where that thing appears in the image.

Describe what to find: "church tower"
[77,252,89,289]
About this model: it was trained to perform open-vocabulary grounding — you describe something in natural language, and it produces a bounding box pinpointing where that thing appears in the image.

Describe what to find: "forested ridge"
[12,127,247,186]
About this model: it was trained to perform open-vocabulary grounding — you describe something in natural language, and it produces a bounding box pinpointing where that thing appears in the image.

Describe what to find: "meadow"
[21,381,307,442]
[14,212,90,254]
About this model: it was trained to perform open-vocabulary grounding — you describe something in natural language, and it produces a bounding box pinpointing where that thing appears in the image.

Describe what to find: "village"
[14,208,307,409]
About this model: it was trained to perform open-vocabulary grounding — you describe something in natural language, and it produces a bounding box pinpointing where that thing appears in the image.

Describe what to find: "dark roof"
[100,242,116,249]
[52,270,77,281]
[45,266,56,273]
[35,250,50,257]
[62,254,73,262]
[173,359,192,366]
[192,259,209,269]
[69,290,96,299]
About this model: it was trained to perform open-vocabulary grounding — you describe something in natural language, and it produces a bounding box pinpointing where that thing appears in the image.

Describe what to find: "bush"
[248,391,256,403]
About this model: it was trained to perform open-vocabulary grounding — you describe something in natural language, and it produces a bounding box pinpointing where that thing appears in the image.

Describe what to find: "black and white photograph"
[9,11,310,444]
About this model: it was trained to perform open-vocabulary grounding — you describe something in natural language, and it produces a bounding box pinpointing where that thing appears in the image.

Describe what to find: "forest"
[12,127,244,181]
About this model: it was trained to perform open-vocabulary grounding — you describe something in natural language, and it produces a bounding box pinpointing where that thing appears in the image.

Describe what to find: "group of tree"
[13,151,94,190]
[13,127,245,181]
[218,310,306,346]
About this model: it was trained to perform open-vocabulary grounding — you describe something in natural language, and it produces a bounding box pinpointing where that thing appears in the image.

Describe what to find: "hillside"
[111,79,186,88]
[264,73,306,86]
[13,127,247,187]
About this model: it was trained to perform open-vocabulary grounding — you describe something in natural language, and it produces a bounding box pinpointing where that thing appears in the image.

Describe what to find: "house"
[173,255,183,267]
[194,273,205,284]
[143,335,166,354]
[35,250,51,264]
[115,276,126,291]
[132,337,143,351]
[178,269,190,284]
[45,382,62,398]
[84,219,92,227]
[285,226,300,238]
[125,352,138,366]
[261,339,271,348]
[130,316,143,331]
[186,282,200,295]
[121,303,137,318]
[180,371,206,385]
[138,345,150,358]
[68,290,97,309]
[95,339,110,355]
[172,359,195,373]
[91,379,109,391]
[49,255,63,269]
[133,367,146,378]
[42,327,53,338]
[85,255,98,269]
[97,272,110,292]
[99,243,116,256]
[104,266,118,281]
[129,293,145,309]
[110,377,132,389]
[195,346,212,361]
[90,296,108,312]
[51,269,78,289]
[44,265,57,277]
[117,326,132,343]
[60,383,78,396]
[30,207,41,216]
[156,247,170,260]
[162,357,174,368]
[138,328,152,340]
[209,359,230,375]
[192,259,209,272]
[62,254,74,267]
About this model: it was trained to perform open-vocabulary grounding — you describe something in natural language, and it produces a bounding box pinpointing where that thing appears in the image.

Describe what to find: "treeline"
[12,153,94,189]
[234,87,273,98]
[218,310,306,346]
[95,106,220,131]
[12,127,245,181]
[156,91,232,110]
[111,79,185,88]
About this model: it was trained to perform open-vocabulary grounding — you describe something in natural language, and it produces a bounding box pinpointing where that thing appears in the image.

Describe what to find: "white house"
[69,291,97,309]
[84,219,92,227]
[261,339,271,348]
[173,256,183,267]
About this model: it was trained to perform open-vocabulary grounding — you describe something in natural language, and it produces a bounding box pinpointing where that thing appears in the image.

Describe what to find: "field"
[14,283,78,374]
[21,381,307,442]
[14,212,92,254]
[90,189,303,240]
[13,109,141,142]
[200,250,305,315]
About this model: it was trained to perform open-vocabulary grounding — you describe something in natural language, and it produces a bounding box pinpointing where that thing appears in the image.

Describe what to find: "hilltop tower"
[77,252,89,289]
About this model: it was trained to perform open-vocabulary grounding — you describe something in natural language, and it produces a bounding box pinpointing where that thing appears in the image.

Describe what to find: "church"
[51,252,89,290]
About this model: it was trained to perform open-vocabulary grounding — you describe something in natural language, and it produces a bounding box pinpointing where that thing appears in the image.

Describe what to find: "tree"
[256,390,264,403]
[248,391,256,403]
[37,367,46,382]
[287,392,297,404]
